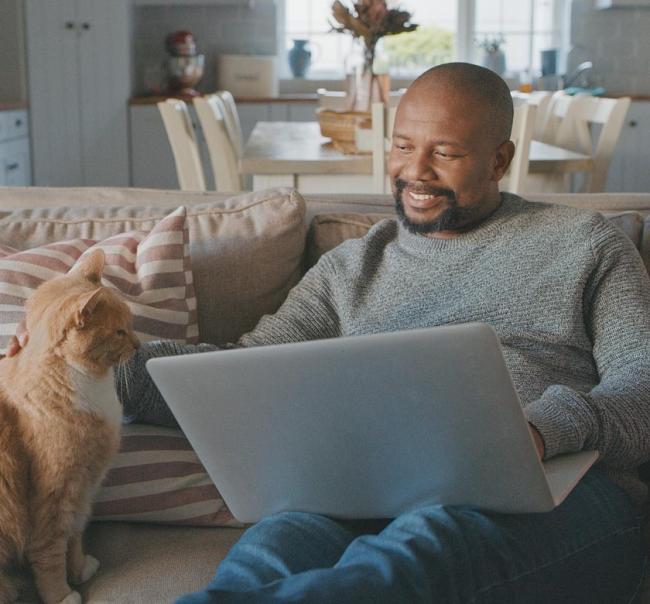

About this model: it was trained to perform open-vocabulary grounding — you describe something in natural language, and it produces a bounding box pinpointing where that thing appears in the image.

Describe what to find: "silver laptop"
[146,323,598,523]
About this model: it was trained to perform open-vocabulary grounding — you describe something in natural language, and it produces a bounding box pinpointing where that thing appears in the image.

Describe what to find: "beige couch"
[1,186,649,603]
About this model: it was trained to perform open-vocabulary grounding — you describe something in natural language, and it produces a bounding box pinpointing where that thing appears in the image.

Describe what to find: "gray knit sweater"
[117,194,650,504]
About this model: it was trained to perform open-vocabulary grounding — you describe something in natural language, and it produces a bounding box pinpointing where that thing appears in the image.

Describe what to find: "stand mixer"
[165,30,204,98]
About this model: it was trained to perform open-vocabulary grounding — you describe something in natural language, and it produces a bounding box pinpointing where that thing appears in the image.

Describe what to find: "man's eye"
[116,329,126,337]
[435,151,450,158]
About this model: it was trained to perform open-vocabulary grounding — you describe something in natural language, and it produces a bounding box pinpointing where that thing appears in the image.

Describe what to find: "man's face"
[387,87,513,237]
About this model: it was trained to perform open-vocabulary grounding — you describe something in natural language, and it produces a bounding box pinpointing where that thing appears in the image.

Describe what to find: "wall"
[0,0,27,102]
[570,0,650,94]
[133,0,277,95]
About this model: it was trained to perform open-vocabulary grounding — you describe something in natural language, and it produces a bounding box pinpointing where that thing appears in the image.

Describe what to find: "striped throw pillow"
[93,424,240,526]
[0,206,198,352]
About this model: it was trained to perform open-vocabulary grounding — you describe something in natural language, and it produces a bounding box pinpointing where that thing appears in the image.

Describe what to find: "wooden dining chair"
[501,102,537,194]
[532,92,631,192]
[371,102,397,194]
[157,99,206,191]
[193,94,243,192]
[558,95,631,192]
[216,90,244,159]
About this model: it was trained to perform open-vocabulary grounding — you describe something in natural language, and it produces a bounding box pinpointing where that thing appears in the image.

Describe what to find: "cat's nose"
[131,335,140,350]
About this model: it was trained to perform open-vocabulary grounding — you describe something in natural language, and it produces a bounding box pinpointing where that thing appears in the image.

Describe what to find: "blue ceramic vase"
[288,39,311,79]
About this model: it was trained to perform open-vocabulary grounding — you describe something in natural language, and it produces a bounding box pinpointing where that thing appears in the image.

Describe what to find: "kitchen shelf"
[134,0,256,6]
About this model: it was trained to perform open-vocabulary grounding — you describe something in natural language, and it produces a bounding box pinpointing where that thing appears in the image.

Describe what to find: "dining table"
[240,121,593,194]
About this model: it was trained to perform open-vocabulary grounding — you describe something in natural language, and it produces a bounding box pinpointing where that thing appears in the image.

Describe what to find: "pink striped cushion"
[93,424,240,526]
[0,206,198,352]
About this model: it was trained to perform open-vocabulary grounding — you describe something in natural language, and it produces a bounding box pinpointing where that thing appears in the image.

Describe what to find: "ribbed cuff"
[524,385,597,460]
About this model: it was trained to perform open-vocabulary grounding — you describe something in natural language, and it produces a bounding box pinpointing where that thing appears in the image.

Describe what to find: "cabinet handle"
[629,120,638,128]
[65,21,75,30]
[6,163,19,171]
[14,119,22,128]
[82,22,91,30]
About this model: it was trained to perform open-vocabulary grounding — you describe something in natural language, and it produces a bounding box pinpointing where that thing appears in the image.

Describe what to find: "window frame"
[277,0,569,86]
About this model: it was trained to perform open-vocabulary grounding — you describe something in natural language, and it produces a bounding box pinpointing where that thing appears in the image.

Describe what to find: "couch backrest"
[0,188,305,345]
[0,187,648,344]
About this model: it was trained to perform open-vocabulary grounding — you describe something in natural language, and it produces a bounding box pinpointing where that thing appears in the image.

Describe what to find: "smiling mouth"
[406,191,449,209]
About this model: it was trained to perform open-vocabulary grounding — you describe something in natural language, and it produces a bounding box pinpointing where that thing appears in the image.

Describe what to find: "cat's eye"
[116,329,126,337]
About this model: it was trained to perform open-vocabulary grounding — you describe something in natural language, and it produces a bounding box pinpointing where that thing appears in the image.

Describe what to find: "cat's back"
[0,387,30,558]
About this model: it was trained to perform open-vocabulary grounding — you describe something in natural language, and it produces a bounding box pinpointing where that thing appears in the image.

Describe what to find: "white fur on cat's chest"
[67,365,122,428]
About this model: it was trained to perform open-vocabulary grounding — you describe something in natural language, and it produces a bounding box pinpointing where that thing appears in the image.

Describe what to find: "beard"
[393,179,484,235]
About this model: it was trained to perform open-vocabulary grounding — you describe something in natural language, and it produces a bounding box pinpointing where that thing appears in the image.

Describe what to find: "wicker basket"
[316,107,371,144]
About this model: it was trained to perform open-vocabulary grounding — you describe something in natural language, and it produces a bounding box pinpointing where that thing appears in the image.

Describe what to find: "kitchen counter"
[130,94,317,105]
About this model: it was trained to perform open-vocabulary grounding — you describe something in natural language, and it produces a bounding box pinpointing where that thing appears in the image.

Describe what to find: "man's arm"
[117,256,342,425]
[525,215,650,467]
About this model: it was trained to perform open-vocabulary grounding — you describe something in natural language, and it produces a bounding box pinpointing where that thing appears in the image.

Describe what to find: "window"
[280,0,569,83]
[473,0,569,77]
[281,0,457,79]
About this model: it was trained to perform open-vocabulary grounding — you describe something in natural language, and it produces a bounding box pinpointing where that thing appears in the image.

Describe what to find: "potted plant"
[476,35,506,76]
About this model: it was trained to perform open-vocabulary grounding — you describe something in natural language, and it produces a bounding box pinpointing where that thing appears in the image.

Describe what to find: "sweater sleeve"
[237,254,341,347]
[116,256,341,426]
[525,215,650,466]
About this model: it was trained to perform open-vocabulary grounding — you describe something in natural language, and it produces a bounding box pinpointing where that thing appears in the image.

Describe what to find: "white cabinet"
[605,101,650,193]
[0,110,31,187]
[25,0,131,186]
[130,100,317,190]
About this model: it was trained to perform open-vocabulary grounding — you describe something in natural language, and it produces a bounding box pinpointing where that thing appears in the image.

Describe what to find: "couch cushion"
[306,210,647,270]
[0,207,198,353]
[307,212,392,268]
[93,424,240,527]
[80,523,244,602]
[0,188,306,346]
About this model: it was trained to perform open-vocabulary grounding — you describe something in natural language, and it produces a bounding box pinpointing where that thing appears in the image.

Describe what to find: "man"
[9,63,650,602]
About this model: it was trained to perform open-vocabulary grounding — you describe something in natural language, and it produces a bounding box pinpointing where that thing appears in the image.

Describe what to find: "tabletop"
[240,122,592,176]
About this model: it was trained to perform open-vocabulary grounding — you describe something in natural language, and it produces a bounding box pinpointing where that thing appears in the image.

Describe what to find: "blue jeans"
[177,469,646,604]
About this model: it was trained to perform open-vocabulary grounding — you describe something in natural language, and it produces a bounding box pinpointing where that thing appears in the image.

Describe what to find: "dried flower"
[330,0,418,71]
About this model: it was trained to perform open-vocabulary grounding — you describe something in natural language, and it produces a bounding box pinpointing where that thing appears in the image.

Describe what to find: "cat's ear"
[75,288,104,329]
[72,249,105,284]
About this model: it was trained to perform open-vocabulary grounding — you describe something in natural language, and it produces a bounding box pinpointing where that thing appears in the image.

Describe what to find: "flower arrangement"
[330,0,418,74]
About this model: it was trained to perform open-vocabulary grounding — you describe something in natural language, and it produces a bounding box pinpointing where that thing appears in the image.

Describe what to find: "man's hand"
[528,423,545,460]
[6,320,28,357]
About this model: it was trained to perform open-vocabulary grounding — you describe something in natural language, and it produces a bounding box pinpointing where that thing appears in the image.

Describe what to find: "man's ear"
[75,288,104,329]
[71,249,105,284]
[491,140,515,181]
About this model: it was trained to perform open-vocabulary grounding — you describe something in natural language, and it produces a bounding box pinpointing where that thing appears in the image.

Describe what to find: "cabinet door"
[287,102,318,122]
[0,138,31,186]
[237,103,272,143]
[606,101,650,193]
[76,0,130,186]
[25,0,82,185]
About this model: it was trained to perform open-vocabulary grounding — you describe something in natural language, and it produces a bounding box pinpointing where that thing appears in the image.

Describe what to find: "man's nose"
[401,150,436,182]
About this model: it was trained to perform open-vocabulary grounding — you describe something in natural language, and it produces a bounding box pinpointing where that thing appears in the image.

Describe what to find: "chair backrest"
[563,95,631,192]
[503,102,537,194]
[157,99,206,191]
[371,102,397,194]
[526,91,553,139]
[193,94,243,192]
[541,92,631,192]
[216,90,244,159]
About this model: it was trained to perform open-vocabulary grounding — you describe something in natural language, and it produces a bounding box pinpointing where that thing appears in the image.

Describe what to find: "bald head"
[405,62,514,146]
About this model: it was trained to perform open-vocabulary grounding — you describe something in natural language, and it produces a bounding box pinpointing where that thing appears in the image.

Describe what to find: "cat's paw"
[77,555,100,583]
[58,591,82,604]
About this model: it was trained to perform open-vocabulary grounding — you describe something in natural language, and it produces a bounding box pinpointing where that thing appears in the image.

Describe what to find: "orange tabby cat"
[0,249,139,604]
